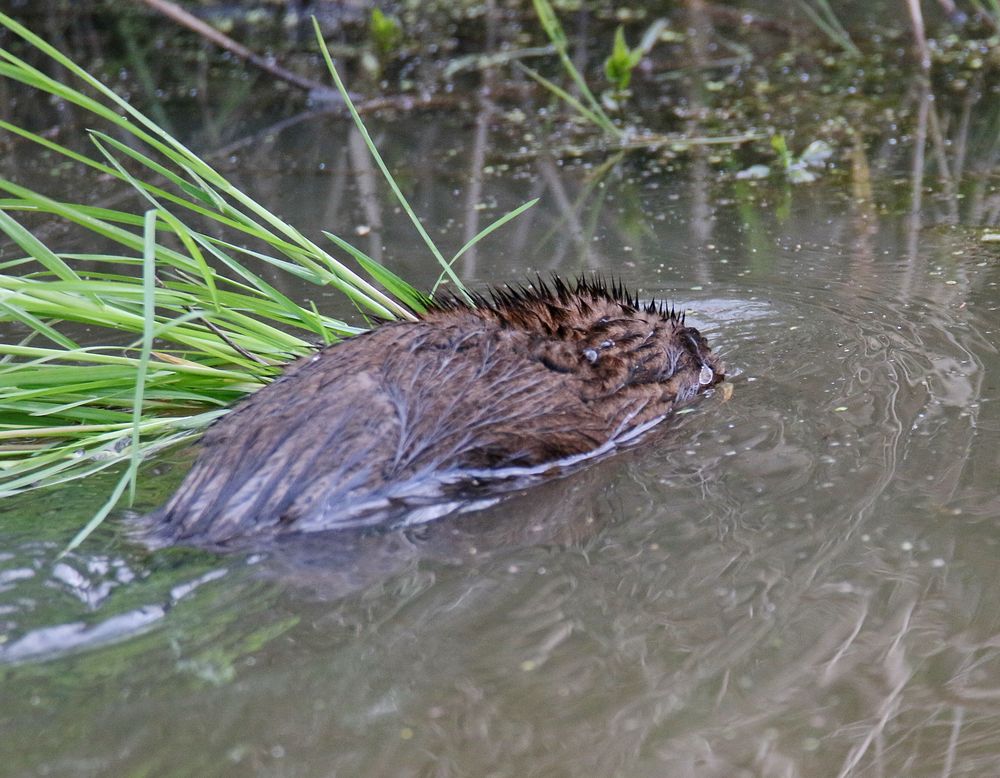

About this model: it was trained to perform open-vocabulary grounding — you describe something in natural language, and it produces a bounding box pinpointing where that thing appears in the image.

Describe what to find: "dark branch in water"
[135,0,340,98]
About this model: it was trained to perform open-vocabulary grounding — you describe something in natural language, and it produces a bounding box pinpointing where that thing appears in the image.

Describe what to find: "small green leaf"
[370,9,402,57]
[604,26,638,91]
[770,135,792,169]
[532,0,567,50]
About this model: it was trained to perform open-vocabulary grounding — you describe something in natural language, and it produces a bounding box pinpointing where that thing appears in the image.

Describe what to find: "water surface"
[2,91,1000,778]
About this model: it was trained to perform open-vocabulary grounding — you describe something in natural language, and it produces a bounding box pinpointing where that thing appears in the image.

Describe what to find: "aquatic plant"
[0,13,534,549]
[362,8,404,79]
[604,26,643,93]
[519,2,765,152]
[370,8,403,59]
[768,135,834,184]
[521,0,622,138]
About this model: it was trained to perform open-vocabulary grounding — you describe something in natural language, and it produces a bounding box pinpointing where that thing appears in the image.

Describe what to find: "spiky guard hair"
[423,275,685,333]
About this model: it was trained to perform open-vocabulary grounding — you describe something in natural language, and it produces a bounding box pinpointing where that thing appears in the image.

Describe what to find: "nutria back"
[144,278,723,548]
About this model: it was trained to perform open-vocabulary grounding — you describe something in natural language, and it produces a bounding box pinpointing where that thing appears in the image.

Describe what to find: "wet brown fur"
[144,277,723,548]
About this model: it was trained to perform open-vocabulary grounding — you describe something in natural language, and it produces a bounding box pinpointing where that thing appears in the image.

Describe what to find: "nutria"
[144,277,723,548]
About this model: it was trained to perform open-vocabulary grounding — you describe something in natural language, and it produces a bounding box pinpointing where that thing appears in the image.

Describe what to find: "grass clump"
[0,13,534,549]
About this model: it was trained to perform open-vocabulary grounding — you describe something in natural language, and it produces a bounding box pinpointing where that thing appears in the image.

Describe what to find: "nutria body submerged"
[146,278,723,548]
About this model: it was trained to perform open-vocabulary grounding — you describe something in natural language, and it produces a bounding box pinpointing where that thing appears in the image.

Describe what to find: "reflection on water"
[3,64,1000,778]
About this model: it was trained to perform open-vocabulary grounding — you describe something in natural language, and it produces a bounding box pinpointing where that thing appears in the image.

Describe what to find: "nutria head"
[424,276,723,404]
[144,276,723,548]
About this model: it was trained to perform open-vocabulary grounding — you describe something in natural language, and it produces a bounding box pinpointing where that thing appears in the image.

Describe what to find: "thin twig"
[192,308,273,365]
[135,0,338,96]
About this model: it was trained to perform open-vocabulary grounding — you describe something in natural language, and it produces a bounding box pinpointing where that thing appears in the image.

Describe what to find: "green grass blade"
[312,16,472,303]
[794,0,861,56]
[451,198,539,263]
[88,130,218,208]
[157,211,221,312]
[128,210,159,503]
[529,0,620,137]
[323,232,431,313]
[516,63,616,134]
[433,198,540,292]
[84,134,222,314]
[0,208,80,282]
[0,344,254,381]
[59,466,133,557]
[0,12,218,179]
[0,119,120,177]
[192,237,355,333]
[531,0,567,48]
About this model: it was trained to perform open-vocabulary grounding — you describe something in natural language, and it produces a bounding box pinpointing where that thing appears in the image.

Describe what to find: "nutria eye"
[600,340,614,349]
[582,348,599,363]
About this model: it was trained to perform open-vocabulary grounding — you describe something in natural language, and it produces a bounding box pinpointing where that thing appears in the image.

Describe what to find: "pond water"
[2,77,1000,778]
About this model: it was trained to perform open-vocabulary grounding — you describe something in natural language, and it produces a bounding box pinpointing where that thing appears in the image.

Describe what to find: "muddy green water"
[2,104,999,776]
